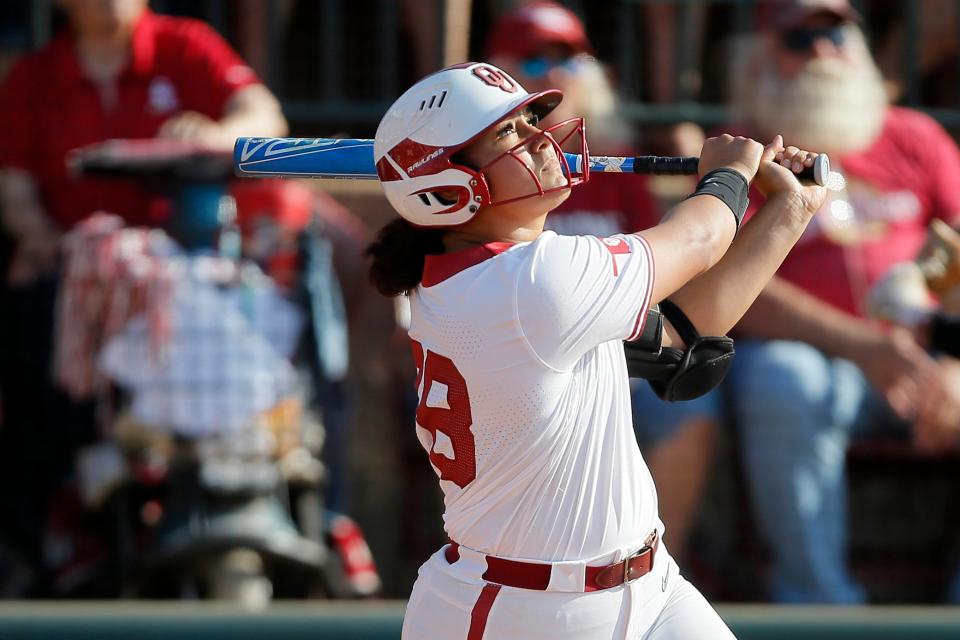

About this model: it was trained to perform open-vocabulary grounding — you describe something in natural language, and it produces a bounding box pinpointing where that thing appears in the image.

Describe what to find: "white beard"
[736,29,888,155]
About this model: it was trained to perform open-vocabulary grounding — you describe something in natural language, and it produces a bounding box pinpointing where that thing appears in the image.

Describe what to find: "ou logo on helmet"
[472,64,518,94]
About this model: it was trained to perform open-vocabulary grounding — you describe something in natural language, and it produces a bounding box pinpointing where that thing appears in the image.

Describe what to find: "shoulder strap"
[658,299,701,344]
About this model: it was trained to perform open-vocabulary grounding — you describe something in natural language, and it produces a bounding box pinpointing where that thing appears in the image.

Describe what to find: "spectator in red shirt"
[0,0,287,285]
[646,0,960,603]
[0,0,286,593]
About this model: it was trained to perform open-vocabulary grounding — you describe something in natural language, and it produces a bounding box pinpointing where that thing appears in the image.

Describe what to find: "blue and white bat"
[234,137,829,185]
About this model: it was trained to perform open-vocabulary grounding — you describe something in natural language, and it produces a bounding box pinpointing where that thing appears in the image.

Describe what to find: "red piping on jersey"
[467,584,501,640]
[627,235,656,342]
[421,242,516,287]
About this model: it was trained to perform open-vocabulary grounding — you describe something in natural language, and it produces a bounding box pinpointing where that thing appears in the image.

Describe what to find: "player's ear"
[434,189,460,205]
[438,151,478,204]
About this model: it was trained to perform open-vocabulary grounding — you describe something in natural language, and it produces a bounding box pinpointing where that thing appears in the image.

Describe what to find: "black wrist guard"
[687,168,750,231]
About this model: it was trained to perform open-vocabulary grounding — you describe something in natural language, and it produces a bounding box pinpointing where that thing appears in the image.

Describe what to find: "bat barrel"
[234,137,378,179]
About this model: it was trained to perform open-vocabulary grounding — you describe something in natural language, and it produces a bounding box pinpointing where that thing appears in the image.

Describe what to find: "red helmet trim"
[376,156,403,182]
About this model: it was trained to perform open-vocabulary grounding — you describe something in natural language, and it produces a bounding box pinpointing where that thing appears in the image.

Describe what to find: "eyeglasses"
[519,55,583,78]
[781,24,847,53]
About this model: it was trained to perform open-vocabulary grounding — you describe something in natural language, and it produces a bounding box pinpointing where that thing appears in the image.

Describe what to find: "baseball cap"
[758,0,860,32]
[486,1,592,59]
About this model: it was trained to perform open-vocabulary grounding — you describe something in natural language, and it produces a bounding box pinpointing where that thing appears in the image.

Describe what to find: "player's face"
[460,107,569,203]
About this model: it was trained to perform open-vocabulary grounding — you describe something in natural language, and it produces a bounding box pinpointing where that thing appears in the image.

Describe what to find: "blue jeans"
[726,338,908,604]
[630,380,723,447]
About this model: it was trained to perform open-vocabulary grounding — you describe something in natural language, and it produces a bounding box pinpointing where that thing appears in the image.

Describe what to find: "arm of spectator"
[913,354,960,452]
[157,83,287,151]
[155,18,287,150]
[0,168,61,285]
[737,275,941,422]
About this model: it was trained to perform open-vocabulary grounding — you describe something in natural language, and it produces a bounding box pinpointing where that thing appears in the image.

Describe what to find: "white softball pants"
[401,542,736,639]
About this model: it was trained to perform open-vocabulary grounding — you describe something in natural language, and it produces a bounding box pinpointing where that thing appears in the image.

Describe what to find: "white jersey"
[408,230,660,562]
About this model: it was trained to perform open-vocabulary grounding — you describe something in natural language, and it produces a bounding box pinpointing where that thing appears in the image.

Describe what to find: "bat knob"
[813,153,830,187]
[796,153,830,186]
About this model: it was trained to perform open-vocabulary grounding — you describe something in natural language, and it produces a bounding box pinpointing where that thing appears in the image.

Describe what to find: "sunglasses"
[519,56,583,78]
[781,23,847,52]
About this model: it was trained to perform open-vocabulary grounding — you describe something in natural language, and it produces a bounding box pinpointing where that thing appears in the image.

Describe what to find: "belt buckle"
[622,542,652,584]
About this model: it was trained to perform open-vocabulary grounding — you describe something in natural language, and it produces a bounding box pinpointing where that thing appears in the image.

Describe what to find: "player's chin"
[539,165,568,190]
[542,184,572,209]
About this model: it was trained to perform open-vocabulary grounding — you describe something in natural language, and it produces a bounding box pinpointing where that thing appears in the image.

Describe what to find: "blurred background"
[1,0,960,637]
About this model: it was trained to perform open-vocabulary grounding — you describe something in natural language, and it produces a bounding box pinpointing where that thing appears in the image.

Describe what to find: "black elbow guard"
[623,300,735,402]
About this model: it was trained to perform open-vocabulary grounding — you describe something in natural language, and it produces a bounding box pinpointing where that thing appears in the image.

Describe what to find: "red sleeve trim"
[627,235,656,342]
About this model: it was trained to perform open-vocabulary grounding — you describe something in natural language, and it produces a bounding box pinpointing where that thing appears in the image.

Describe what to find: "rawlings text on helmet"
[407,147,446,174]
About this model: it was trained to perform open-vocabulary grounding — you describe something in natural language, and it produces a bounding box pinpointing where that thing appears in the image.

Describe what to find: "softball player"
[367,62,825,639]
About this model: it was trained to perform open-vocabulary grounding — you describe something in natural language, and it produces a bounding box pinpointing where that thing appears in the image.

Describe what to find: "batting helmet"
[373,61,588,227]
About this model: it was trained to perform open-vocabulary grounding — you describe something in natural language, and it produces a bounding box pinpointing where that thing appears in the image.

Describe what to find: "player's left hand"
[157,111,231,150]
[753,135,827,215]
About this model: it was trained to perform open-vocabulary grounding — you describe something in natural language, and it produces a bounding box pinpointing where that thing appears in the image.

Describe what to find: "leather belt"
[445,529,659,592]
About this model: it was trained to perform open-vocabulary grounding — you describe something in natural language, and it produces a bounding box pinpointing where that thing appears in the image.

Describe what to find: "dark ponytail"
[366,218,446,297]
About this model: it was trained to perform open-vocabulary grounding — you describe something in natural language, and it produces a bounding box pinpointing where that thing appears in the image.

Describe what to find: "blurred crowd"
[1,0,960,605]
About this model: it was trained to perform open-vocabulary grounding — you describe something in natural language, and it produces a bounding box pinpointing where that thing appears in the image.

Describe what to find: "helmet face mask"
[374,62,590,228]
[473,116,588,209]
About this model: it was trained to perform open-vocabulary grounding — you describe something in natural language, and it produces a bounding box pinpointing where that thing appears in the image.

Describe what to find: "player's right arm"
[664,140,826,337]
[516,136,802,370]
[636,134,764,306]
[640,138,827,348]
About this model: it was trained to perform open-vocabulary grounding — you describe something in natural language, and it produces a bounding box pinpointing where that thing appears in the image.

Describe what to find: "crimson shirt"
[0,10,259,229]
[745,107,960,317]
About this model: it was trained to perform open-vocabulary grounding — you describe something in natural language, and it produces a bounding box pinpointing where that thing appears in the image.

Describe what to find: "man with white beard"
[634,0,960,604]
[729,0,960,603]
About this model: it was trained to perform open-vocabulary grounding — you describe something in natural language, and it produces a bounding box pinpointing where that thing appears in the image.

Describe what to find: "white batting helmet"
[374,61,588,227]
